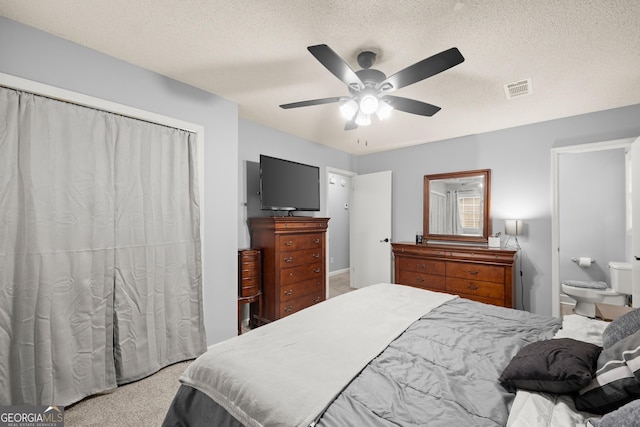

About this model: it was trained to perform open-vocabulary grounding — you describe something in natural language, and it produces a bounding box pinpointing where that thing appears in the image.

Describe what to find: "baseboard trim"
[329,268,349,277]
[560,293,576,306]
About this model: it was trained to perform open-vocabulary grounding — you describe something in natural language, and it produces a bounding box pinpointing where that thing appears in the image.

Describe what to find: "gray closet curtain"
[0,87,205,406]
[113,118,205,383]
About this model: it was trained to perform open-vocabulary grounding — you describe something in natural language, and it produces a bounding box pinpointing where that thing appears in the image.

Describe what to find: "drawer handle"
[312,253,320,258]
[313,238,320,244]
[284,257,293,263]
[467,270,479,275]
[313,268,321,273]
[284,306,293,313]
[284,241,293,246]
[284,289,293,296]
[289,272,294,277]
[313,296,321,303]
[416,263,426,269]
[416,277,425,283]
[467,283,479,290]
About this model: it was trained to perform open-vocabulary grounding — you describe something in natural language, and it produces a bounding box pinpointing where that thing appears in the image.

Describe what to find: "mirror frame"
[423,169,492,243]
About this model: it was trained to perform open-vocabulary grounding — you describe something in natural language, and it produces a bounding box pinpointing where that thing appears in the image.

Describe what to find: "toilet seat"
[561,283,627,317]
[561,284,620,301]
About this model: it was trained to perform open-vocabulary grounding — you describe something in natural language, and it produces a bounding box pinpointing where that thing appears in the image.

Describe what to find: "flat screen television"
[259,154,320,212]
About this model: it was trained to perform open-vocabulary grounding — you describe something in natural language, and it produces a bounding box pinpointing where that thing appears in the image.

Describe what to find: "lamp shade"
[339,100,358,120]
[505,219,523,236]
[355,110,371,126]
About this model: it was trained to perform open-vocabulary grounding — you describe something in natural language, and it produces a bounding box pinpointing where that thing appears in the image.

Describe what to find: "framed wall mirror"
[423,169,491,243]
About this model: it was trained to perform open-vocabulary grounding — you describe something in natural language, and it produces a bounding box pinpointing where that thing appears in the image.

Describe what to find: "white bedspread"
[507,314,608,427]
[179,283,456,427]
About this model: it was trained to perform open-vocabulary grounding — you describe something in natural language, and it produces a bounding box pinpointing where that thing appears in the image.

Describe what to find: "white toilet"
[562,261,632,317]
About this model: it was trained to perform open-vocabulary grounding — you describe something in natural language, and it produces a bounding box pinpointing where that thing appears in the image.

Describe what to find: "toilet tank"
[608,261,632,294]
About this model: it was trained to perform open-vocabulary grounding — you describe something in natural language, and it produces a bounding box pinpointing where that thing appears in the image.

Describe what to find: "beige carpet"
[328,271,353,298]
[64,360,191,426]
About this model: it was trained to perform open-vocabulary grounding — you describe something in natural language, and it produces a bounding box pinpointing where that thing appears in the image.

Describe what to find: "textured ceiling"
[2,0,639,154]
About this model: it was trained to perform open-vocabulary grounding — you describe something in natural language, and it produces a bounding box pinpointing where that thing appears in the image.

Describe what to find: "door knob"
[380,238,389,242]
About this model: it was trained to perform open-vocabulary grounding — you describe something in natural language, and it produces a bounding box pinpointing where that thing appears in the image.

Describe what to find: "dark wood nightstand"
[238,248,262,334]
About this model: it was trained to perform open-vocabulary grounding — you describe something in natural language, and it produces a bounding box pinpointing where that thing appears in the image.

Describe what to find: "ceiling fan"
[280,44,465,130]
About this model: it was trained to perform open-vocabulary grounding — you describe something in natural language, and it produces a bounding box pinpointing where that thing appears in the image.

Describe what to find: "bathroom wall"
[558,148,627,285]
[327,172,351,273]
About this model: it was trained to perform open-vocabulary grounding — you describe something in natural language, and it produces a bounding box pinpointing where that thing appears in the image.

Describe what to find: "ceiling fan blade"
[308,44,364,91]
[383,96,441,116]
[344,118,358,131]
[280,96,344,109]
[378,47,464,92]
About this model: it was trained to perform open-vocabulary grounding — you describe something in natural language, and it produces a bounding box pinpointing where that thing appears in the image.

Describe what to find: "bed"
[162,283,640,426]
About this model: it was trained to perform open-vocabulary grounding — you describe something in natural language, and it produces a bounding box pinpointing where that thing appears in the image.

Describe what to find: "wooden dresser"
[249,217,329,323]
[392,242,518,308]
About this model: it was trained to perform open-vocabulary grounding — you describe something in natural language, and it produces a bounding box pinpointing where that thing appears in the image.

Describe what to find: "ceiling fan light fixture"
[376,100,393,120]
[359,93,379,115]
[355,110,371,126]
[339,99,359,120]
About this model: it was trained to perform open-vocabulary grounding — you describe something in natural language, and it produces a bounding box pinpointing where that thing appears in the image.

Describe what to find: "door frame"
[550,138,633,316]
[326,167,357,298]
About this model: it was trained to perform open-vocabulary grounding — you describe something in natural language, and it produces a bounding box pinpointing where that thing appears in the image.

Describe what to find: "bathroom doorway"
[551,138,633,316]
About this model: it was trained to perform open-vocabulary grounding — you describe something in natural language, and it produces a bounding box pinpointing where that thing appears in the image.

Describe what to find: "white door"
[350,171,392,288]
[631,136,640,307]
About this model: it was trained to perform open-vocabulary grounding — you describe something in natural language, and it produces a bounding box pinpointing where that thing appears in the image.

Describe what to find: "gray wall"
[354,106,640,316]
[237,119,354,249]
[327,172,351,272]
[0,18,239,345]
[559,149,627,284]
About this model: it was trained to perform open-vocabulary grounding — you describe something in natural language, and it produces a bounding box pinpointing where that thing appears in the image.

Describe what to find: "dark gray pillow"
[587,398,640,427]
[499,338,601,394]
[602,308,640,348]
[575,331,640,415]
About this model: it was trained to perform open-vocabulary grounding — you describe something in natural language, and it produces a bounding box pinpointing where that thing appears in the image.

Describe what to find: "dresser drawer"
[240,276,260,297]
[446,277,505,300]
[240,261,259,277]
[397,257,445,275]
[280,263,322,285]
[279,292,324,318]
[278,233,323,252]
[278,248,322,268]
[280,277,323,302]
[393,244,447,258]
[397,270,446,291]
[448,250,515,264]
[446,262,504,283]
[239,249,260,261]
[459,293,506,307]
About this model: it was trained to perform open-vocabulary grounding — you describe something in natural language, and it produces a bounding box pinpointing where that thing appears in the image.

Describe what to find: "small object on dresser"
[416,231,423,244]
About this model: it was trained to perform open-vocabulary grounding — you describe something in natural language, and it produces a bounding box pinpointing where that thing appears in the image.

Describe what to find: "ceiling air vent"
[504,78,532,99]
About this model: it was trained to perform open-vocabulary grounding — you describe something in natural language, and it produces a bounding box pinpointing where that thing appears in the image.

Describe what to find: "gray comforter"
[315,298,562,427]
[163,294,562,427]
